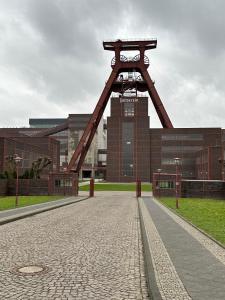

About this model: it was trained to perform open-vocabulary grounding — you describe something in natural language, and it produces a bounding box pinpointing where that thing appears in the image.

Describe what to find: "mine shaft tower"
[67,39,173,173]
[35,39,173,175]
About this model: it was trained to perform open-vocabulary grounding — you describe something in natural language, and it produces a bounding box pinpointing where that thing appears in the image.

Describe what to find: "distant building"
[29,115,106,178]
[0,115,106,179]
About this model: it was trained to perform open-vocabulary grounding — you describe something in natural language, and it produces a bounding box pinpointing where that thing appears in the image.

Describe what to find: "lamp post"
[157,168,162,198]
[14,154,22,207]
[174,157,181,209]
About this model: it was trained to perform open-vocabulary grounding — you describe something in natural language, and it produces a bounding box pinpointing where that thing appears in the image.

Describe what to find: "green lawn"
[159,197,225,245]
[79,182,152,192]
[0,196,63,211]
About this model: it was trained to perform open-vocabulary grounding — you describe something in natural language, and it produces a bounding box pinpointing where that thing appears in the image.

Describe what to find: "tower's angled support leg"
[75,101,107,173]
[67,67,119,172]
[75,122,98,173]
[141,67,173,128]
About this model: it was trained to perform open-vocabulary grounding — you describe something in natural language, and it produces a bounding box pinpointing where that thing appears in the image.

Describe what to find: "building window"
[158,181,174,189]
[55,179,72,187]
[122,122,133,176]
[124,103,135,117]
[73,131,79,148]
[161,146,202,153]
[65,179,72,187]
[55,179,61,187]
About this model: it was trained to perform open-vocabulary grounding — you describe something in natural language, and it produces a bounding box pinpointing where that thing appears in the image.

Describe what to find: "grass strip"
[0,196,63,211]
[159,197,225,245]
[79,183,152,191]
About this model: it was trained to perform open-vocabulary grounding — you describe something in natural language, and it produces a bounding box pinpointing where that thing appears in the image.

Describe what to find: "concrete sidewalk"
[0,196,88,225]
[139,196,225,300]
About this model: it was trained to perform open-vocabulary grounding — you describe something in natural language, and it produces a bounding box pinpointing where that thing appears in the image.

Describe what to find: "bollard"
[74,179,79,196]
[136,179,141,198]
[89,178,94,197]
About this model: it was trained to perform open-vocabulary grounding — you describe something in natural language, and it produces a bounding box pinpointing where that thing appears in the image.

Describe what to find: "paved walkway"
[140,196,225,300]
[0,192,149,300]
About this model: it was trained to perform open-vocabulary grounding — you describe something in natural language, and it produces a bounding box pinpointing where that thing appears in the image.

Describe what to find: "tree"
[4,155,52,179]
[5,155,17,179]
[30,157,52,179]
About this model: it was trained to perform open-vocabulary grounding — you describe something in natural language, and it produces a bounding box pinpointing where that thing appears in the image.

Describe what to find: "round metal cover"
[18,266,43,274]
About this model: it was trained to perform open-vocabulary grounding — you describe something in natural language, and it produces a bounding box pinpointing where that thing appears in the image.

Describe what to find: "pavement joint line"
[136,200,151,300]
[0,196,90,226]
[138,198,161,300]
[152,197,225,268]
[139,197,192,300]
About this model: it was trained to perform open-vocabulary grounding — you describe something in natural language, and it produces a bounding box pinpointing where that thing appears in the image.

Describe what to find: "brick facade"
[0,137,60,177]
[107,97,150,182]
[150,128,223,182]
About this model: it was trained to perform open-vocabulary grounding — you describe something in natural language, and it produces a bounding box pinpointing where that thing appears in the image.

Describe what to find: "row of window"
[161,146,202,153]
[55,179,72,187]
[161,158,195,165]
[156,181,175,189]
[161,134,203,141]
[124,103,135,117]
[122,122,134,176]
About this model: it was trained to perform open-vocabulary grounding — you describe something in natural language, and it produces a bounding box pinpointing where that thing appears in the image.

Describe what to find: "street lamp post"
[14,154,22,207]
[157,168,162,198]
[174,157,181,209]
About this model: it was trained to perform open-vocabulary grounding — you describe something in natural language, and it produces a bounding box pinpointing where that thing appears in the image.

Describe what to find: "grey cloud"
[0,0,225,128]
[0,0,129,114]
[25,0,126,60]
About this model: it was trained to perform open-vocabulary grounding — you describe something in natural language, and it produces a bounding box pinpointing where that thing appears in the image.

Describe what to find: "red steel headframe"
[67,39,173,173]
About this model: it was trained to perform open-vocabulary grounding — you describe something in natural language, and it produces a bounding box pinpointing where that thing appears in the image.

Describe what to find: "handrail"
[111,54,149,66]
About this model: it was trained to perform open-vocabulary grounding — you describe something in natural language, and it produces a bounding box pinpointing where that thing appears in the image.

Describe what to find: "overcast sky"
[0,0,225,128]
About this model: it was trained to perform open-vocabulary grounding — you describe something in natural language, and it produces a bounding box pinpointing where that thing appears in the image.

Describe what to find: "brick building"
[1,97,225,182]
[0,136,60,178]
[106,96,225,182]
[29,118,68,167]
[0,115,106,179]
[150,128,222,181]
[107,96,150,182]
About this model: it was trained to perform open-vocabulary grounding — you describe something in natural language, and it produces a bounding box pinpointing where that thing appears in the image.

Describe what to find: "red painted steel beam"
[103,39,157,51]
[76,100,108,172]
[32,120,69,137]
[75,120,98,173]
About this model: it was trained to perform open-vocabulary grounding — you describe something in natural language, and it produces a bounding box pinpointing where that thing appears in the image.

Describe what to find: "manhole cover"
[13,265,48,276]
[18,266,44,274]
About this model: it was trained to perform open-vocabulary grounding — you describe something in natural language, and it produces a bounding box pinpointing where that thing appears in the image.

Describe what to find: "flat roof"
[29,118,67,125]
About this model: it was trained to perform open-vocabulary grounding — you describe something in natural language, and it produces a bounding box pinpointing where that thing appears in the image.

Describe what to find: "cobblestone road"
[0,192,149,300]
